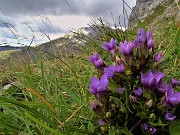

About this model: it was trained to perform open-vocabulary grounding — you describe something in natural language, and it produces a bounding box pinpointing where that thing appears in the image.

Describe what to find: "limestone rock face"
[128,0,180,28]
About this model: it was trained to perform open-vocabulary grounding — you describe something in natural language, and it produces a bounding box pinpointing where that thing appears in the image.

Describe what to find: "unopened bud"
[149,113,156,121]
[129,95,137,102]
[111,104,116,110]
[100,127,107,133]
[106,112,112,118]
[116,56,125,65]
[146,99,153,108]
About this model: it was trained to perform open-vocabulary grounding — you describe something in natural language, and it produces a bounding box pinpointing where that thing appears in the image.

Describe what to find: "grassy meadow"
[0,12,180,135]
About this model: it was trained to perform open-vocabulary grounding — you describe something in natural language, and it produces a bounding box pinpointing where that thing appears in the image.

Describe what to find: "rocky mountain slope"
[128,0,180,28]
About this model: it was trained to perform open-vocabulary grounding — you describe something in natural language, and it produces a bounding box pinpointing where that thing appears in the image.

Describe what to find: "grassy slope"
[0,3,179,134]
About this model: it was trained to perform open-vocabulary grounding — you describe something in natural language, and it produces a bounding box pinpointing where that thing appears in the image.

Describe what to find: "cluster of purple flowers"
[88,28,179,134]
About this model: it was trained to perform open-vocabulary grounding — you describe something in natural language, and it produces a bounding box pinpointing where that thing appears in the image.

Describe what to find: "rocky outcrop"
[128,0,180,28]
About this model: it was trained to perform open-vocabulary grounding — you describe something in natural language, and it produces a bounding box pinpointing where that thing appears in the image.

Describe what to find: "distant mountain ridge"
[0,26,96,63]
[0,25,121,64]
[0,45,25,51]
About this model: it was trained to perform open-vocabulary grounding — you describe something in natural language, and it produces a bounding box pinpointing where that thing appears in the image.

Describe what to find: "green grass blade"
[0,97,58,129]
[25,112,63,135]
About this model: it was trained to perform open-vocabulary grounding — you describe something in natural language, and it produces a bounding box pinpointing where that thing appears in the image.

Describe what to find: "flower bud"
[146,99,153,108]
[137,28,146,43]
[106,112,112,118]
[154,51,163,62]
[118,87,125,93]
[149,113,156,121]
[129,95,137,102]
[90,101,102,114]
[98,119,106,126]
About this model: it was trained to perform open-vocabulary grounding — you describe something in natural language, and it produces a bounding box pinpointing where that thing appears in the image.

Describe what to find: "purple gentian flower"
[119,40,134,56]
[137,28,146,43]
[156,81,169,93]
[104,64,124,78]
[141,123,156,134]
[164,110,176,121]
[104,65,115,78]
[146,30,153,41]
[93,58,104,68]
[133,38,138,47]
[146,30,154,49]
[148,126,157,134]
[165,85,180,106]
[103,38,116,55]
[141,123,149,130]
[98,119,106,126]
[88,52,98,63]
[133,87,143,96]
[115,64,124,74]
[147,39,154,49]
[118,87,125,93]
[88,52,104,68]
[141,70,165,88]
[89,74,108,95]
[171,78,180,87]
[155,51,163,62]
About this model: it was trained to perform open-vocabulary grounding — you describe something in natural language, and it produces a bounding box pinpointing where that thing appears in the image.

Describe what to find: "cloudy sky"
[0,0,136,46]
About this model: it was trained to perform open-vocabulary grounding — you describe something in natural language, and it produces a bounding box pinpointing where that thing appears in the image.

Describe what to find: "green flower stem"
[130,119,142,132]
[124,85,129,126]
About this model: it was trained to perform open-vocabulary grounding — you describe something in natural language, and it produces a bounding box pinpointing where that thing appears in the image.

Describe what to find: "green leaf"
[169,120,180,135]
[120,127,133,135]
[87,122,95,132]
[108,79,119,93]
[149,117,168,126]
[136,112,148,119]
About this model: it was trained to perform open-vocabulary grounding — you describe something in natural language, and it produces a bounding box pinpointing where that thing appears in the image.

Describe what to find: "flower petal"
[94,58,104,68]
[171,78,180,87]
[98,119,106,126]
[90,77,100,92]
[88,52,98,62]
[100,74,109,90]
[164,111,176,121]
[110,38,116,48]
[133,87,143,96]
[103,42,110,51]
[168,92,180,106]
[138,28,146,43]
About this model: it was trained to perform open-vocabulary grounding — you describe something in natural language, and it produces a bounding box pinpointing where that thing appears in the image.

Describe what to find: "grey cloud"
[0,0,136,46]
[0,28,16,39]
[0,12,18,28]
[0,0,135,17]
[0,0,75,16]
[19,18,67,34]
[0,22,5,27]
